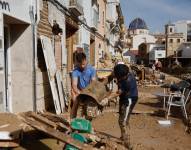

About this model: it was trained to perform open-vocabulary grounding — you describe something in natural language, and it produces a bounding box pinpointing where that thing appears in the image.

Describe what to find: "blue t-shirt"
[72,65,96,90]
[118,73,138,104]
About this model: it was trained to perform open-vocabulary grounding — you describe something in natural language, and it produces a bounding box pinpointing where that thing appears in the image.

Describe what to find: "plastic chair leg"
[183,105,188,120]
[167,104,171,120]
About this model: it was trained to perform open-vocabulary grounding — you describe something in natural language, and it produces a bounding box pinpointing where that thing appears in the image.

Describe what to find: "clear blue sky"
[120,0,191,33]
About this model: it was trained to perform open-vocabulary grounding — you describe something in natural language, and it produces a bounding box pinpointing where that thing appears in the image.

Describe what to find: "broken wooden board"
[24,112,70,132]
[56,71,66,112]
[132,110,155,114]
[0,139,19,148]
[40,35,62,114]
[103,109,155,114]
[145,84,161,87]
[39,111,70,127]
[20,114,92,150]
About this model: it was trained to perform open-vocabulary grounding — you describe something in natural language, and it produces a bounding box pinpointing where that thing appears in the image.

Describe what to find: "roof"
[129,18,148,30]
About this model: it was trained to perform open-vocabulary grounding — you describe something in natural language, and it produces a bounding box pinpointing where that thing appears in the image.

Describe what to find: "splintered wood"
[20,112,92,150]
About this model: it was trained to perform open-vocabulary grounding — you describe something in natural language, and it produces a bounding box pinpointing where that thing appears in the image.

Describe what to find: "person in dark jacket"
[114,64,138,147]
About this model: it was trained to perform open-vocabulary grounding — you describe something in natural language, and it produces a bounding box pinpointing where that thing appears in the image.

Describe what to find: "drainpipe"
[29,4,37,112]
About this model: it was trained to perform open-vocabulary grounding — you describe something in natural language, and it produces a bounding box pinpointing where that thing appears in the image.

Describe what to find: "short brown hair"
[75,52,86,63]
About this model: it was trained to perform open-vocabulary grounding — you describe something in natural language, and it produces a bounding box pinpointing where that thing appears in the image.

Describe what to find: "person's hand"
[116,90,122,95]
[100,98,109,106]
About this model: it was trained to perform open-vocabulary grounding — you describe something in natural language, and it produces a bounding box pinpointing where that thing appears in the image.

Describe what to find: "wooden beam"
[0,139,19,148]
[39,112,70,126]
[24,112,70,132]
[132,110,155,114]
[20,115,92,150]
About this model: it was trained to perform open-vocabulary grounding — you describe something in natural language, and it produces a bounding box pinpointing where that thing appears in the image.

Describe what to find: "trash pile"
[130,65,165,86]
[0,112,127,150]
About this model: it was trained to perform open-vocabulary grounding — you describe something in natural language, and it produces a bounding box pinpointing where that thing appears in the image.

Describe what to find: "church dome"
[129,18,148,30]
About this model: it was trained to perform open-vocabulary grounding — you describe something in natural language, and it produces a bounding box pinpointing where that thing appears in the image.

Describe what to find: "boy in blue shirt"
[71,52,96,118]
[114,64,138,148]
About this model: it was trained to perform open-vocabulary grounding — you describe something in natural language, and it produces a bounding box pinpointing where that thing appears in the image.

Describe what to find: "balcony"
[69,0,83,16]
[90,9,99,31]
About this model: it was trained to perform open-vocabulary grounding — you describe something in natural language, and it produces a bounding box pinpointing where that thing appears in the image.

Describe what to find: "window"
[97,4,99,21]
[170,28,173,33]
[169,39,173,43]
[92,0,98,6]
[177,39,180,43]
[102,11,104,26]
[158,54,162,57]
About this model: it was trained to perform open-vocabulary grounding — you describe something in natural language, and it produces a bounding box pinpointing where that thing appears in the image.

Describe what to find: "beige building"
[95,0,106,66]
[165,23,185,57]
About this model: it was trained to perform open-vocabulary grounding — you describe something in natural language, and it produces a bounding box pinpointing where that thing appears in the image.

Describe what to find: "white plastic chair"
[166,88,191,120]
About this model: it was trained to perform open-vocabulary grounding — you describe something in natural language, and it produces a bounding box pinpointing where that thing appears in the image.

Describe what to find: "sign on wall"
[0,0,32,24]
[0,1,10,12]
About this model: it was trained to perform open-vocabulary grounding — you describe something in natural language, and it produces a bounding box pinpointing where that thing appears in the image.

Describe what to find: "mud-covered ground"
[92,85,191,150]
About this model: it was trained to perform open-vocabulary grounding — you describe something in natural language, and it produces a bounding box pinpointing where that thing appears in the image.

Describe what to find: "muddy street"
[92,86,191,150]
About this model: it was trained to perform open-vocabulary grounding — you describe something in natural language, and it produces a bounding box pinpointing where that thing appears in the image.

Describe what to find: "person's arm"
[72,77,80,95]
[91,67,96,81]
[72,71,80,95]
[119,80,130,96]
[117,89,122,95]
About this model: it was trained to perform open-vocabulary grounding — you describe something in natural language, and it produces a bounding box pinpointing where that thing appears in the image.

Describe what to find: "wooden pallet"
[19,112,93,150]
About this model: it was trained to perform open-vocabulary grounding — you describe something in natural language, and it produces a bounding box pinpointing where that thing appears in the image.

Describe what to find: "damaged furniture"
[166,80,191,120]
[153,83,171,109]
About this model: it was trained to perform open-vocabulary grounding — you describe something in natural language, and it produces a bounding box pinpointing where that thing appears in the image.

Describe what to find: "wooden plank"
[40,35,62,114]
[40,112,70,127]
[103,109,155,114]
[25,112,70,132]
[0,139,19,148]
[132,110,155,114]
[20,115,92,150]
[24,112,57,128]
[56,71,66,112]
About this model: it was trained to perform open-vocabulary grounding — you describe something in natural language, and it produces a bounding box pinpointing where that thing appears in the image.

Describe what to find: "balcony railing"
[69,0,83,16]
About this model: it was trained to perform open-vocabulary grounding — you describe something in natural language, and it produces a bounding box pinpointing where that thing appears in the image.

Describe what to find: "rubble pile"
[0,112,127,150]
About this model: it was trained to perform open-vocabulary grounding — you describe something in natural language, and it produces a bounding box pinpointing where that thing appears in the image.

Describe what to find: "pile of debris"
[0,112,127,150]
[130,65,165,87]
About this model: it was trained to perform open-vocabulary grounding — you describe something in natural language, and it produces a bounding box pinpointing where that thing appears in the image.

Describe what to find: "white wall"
[57,0,69,7]
[106,2,117,22]
[177,43,191,58]
[0,0,33,23]
[148,44,166,61]
[175,22,188,41]
[10,24,33,113]
[79,0,91,46]
[132,34,156,50]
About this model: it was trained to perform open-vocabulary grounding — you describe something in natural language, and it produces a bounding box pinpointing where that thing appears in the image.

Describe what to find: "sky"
[120,0,191,33]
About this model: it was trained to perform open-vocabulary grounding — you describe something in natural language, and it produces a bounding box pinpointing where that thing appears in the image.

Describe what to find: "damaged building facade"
[0,0,124,113]
[0,0,35,112]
